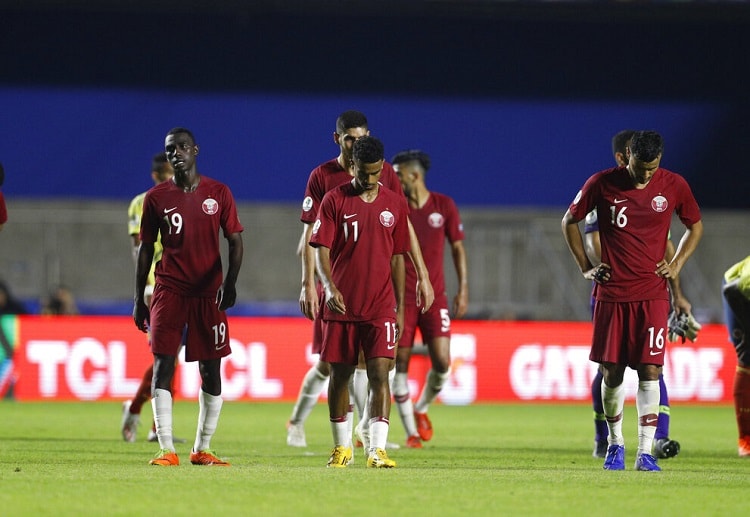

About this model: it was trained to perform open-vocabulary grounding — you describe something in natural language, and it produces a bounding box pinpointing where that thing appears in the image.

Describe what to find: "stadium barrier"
[0,315,735,404]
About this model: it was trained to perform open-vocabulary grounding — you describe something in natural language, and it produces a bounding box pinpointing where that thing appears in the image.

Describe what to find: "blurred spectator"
[0,280,28,315]
[40,285,79,315]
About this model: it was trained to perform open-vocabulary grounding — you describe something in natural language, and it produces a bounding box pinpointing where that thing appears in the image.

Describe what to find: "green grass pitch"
[1,401,747,515]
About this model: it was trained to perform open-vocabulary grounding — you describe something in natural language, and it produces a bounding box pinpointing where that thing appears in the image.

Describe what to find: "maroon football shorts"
[400,292,451,348]
[321,317,397,365]
[149,285,231,362]
[590,299,670,368]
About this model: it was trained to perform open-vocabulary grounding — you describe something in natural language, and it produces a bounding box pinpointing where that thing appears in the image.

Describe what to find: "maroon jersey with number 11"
[310,181,410,322]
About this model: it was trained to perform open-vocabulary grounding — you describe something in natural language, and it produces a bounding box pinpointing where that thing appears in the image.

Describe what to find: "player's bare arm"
[133,241,155,333]
[391,253,406,344]
[656,220,704,280]
[406,218,435,312]
[298,222,318,320]
[663,239,691,315]
[217,232,243,311]
[315,246,345,315]
[451,239,469,318]
[561,209,610,283]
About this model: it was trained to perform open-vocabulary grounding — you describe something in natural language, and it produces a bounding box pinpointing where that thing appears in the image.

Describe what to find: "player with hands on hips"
[563,130,703,472]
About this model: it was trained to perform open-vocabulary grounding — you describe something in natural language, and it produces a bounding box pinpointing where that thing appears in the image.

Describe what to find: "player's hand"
[671,294,692,316]
[416,278,435,314]
[655,259,679,279]
[452,290,468,319]
[299,284,319,321]
[216,283,237,311]
[325,287,346,315]
[133,300,150,333]
[668,311,702,343]
[585,263,611,284]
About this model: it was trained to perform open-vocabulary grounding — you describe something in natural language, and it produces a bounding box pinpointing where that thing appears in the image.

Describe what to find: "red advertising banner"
[1,315,736,404]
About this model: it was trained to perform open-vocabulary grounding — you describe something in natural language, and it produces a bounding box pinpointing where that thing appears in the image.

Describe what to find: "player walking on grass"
[310,136,409,468]
[287,110,433,448]
[562,130,702,471]
[133,128,243,467]
[122,152,187,444]
[722,256,750,457]
[585,130,689,460]
[391,150,468,448]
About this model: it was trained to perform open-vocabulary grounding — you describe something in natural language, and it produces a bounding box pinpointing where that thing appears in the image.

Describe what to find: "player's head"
[151,152,174,185]
[164,127,199,173]
[352,135,384,192]
[334,111,370,162]
[336,110,368,134]
[392,149,431,197]
[611,130,635,167]
[629,131,664,162]
[627,130,664,185]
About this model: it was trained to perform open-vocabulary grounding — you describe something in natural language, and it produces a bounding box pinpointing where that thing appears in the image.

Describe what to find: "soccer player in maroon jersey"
[562,130,703,471]
[310,136,409,468]
[586,130,690,460]
[390,149,468,448]
[287,110,434,448]
[133,128,244,467]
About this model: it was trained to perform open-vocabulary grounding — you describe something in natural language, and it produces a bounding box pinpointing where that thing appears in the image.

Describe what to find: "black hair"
[336,110,368,134]
[151,152,170,173]
[611,130,635,158]
[353,135,384,164]
[391,149,431,172]
[629,131,664,162]
[166,127,196,143]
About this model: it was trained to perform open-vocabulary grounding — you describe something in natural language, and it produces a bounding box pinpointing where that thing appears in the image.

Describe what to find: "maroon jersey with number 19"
[140,176,244,297]
[310,181,410,322]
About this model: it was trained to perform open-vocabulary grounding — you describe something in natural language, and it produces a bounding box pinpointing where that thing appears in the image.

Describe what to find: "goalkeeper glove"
[668,312,702,343]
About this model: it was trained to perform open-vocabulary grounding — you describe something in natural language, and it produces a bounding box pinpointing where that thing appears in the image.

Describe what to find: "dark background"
[1,1,749,207]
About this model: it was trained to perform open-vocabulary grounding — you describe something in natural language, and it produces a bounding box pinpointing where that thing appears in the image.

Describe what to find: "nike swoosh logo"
[614,198,627,204]
[164,207,178,213]
[344,213,357,219]
[215,343,227,351]
[649,350,663,356]
[387,344,396,350]
[645,417,658,424]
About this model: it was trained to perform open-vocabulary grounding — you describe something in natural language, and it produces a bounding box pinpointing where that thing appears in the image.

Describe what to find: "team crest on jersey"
[379,210,395,227]
[302,196,313,212]
[651,195,668,213]
[202,198,219,215]
[428,212,444,228]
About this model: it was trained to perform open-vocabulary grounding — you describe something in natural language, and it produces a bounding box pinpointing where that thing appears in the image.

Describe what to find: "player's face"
[394,162,418,197]
[152,162,175,185]
[334,127,369,163]
[627,150,662,186]
[165,133,198,174]
[353,159,384,191]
